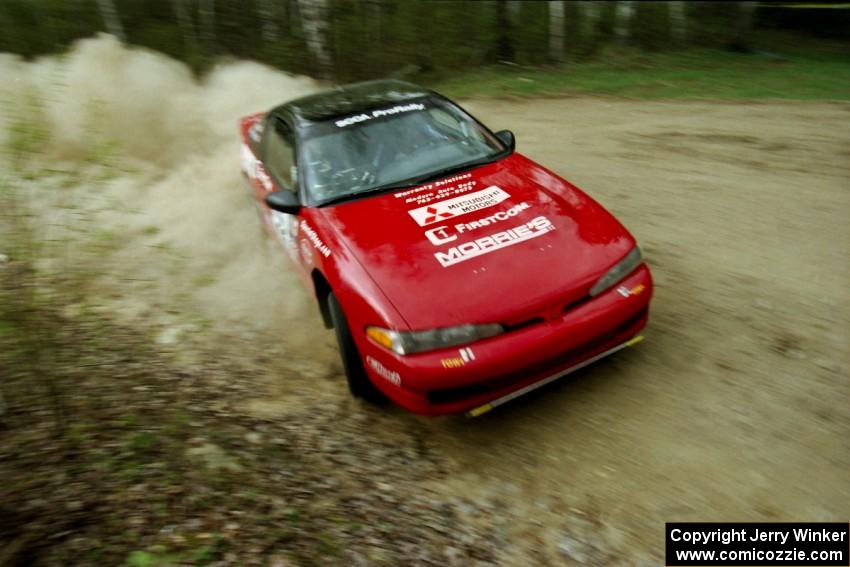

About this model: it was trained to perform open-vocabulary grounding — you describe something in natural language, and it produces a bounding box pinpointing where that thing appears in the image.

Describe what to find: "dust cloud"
[0,34,329,352]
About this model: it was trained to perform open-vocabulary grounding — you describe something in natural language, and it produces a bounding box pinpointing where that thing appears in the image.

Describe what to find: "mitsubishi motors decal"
[408,186,510,227]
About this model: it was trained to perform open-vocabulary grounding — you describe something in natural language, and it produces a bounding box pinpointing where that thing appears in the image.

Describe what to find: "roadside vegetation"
[434,35,850,100]
[0,304,499,565]
[0,89,501,565]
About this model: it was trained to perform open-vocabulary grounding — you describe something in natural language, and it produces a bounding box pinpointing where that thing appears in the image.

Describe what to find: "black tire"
[327,292,386,403]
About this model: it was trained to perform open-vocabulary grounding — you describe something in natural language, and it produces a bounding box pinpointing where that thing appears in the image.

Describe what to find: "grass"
[433,36,850,101]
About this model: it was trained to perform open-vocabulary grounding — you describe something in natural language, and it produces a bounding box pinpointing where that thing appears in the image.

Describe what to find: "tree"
[548,1,565,62]
[730,1,757,52]
[632,2,672,51]
[298,0,332,77]
[669,1,688,45]
[615,1,635,42]
[95,0,125,42]
[199,0,217,53]
[171,0,198,53]
[495,0,515,62]
[257,0,280,44]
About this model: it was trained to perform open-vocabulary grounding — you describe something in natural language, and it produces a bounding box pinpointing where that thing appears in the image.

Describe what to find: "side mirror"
[265,191,301,215]
[495,130,515,152]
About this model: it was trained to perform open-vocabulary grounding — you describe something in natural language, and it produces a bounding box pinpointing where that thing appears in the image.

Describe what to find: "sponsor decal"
[408,186,510,227]
[366,356,401,386]
[424,202,531,245]
[241,143,272,190]
[455,202,530,233]
[248,121,263,142]
[616,283,646,297]
[425,226,457,246]
[299,220,331,258]
[394,173,477,206]
[271,210,299,261]
[335,103,425,128]
[435,216,555,267]
[257,167,272,191]
[240,143,256,175]
[441,347,475,369]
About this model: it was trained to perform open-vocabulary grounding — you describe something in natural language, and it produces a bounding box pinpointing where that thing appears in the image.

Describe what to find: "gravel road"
[5,37,848,564]
[109,97,850,564]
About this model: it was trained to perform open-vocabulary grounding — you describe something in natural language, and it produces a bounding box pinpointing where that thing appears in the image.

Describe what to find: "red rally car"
[239,80,652,416]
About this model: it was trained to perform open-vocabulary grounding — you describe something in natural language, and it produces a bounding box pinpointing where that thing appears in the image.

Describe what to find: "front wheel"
[327,292,386,403]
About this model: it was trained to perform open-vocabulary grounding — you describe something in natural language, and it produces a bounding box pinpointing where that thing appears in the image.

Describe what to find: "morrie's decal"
[616,283,646,297]
[425,202,531,245]
[408,186,510,227]
[335,103,425,128]
[435,216,555,267]
[300,221,331,258]
[366,356,401,386]
[441,347,476,369]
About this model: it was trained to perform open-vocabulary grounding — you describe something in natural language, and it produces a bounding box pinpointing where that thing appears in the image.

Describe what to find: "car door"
[261,117,304,269]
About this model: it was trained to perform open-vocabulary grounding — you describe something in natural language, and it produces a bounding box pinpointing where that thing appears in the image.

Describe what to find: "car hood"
[321,153,636,329]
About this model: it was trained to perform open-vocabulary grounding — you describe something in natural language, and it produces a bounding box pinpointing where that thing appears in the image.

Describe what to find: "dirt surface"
[236,99,850,563]
[430,98,850,563]
[107,98,850,565]
[3,38,849,565]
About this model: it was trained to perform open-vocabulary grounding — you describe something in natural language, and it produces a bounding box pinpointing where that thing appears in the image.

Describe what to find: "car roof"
[271,79,435,129]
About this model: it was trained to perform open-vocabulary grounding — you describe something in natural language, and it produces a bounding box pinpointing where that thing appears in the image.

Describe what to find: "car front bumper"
[362,264,653,416]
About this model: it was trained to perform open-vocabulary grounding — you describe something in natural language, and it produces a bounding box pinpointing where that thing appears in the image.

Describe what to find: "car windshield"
[298,97,505,205]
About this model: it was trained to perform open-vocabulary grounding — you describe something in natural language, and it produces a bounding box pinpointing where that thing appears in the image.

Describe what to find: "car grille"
[425,307,647,406]
[501,293,591,332]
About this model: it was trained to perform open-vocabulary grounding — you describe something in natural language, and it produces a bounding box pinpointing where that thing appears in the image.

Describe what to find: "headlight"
[589,246,643,297]
[366,323,504,355]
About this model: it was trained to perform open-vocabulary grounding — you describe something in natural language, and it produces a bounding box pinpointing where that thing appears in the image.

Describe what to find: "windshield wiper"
[404,154,502,187]
[317,179,424,207]
[316,154,503,208]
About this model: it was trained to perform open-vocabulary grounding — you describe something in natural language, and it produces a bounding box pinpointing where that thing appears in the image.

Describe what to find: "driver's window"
[265,119,296,191]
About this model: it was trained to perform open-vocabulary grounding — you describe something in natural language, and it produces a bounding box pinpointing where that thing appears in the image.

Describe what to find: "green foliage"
[3,0,832,84]
[191,539,225,565]
[125,548,180,567]
[687,1,740,47]
[0,0,102,57]
[434,46,850,101]
[632,2,672,51]
[2,90,50,168]
[514,1,550,65]
[328,0,500,82]
[597,2,618,40]
[128,431,157,454]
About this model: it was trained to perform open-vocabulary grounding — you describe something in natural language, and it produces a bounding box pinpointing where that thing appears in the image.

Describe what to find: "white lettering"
[366,356,401,386]
[408,186,510,226]
[335,103,425,128]
[435,216,555,267]
[300,221,331,257]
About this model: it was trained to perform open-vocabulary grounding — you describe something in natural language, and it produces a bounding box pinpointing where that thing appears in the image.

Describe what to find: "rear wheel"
[327,292,386,403]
